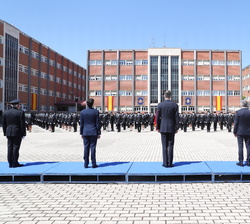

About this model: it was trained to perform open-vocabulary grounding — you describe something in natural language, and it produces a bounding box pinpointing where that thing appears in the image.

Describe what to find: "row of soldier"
[25,110,235,133]
[179,111,235,132]
[25,112,80,132]
[100,112,155,132]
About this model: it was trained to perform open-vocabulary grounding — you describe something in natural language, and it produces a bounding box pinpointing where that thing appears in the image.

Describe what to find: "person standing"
[157,90,179,168]
[2,99,26,168]
[233,100,250,167]
[80,98,101,168]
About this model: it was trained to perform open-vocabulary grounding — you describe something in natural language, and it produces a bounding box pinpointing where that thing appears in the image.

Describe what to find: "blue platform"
[1,161,250,183]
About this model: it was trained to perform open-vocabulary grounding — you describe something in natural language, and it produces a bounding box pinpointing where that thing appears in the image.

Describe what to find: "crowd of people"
[24,110,237,134]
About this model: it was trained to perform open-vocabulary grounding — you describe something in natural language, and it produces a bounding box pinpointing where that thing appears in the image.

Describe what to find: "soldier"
[200,112,205,130]
[213,111,218,131]
[72,112,79,132]
[149,112,155,131]
[109,112,115,131]
[179,113,184,130]
[48,113,56,132]
[226,112,234,132]
[127,113,134,131]
[135,112,142,132]
[218,112,224,130]
[205,111,212,132]
[115,111,122,132]
[182,112,189,132]
[190,112,197,131]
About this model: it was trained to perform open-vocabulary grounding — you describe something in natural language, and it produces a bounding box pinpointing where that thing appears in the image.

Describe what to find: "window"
[182,60,194,65]
[227,60,240,66]
[234,91,240,96]
[126,60,133,65]
[142,75,148,80]
[0,57,3,66]
[212,60,225,66]
[119,60,126,65]
[96,90,102,96]
[0,35,3,44]
[105,60,111,65]
[111,60,117,65]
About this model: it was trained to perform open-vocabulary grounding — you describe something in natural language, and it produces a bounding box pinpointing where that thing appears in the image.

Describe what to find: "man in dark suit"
[80,98,101,168]
[2,99,26,168]
[233,100,250,167]
[156,90,179,168]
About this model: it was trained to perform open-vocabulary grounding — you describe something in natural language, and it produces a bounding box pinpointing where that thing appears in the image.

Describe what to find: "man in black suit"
[157,90,179,168]
[80,98,101,168]
[233,100,250,167]
[2,99,26,168]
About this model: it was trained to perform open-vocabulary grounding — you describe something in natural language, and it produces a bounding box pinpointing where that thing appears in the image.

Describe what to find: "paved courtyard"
[0,125,250,223]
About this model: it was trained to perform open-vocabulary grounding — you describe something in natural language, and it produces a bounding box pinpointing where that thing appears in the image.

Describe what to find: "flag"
[31,93,37,110]
[216,96,222,111]
[106,96,114,111]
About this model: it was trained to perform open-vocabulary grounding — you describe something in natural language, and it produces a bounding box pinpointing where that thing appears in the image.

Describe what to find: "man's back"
[80,108,101,136]
[233,107,250,135]
[3,108,26,137]
[157,100,179,133]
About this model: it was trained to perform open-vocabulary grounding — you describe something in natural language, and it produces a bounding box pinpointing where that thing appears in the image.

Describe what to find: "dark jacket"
[80,108,101,136]
[233,107,250,135]
[156,99,179,133]
[2,107,26,137]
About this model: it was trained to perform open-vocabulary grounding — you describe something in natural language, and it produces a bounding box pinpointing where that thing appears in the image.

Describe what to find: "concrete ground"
[0,125,250,224]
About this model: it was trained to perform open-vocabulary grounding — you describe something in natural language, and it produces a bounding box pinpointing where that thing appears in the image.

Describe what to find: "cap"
[9,99,21,104]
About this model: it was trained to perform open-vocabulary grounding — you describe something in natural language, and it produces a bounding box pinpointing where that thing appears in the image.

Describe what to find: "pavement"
[0,125,250,224]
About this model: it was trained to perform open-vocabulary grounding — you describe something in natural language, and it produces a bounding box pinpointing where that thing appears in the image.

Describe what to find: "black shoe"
[168,164,174,168]
[162,164,168,168]
[12,164,24,168]
[236,162,244,167]
[92,164,99,168]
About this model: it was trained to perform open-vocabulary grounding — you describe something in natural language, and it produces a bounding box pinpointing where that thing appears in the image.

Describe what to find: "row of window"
[182,75,240,81]
[19,64,83,90]
[182,60,240,66]
[0,35,3,44]
[19,45,82,77]
[243,74,250,80]
[19,84,83,98]
[182,90,240,96]
[90,90,148,96]
[89,59,148,66]
[89,75,148,81]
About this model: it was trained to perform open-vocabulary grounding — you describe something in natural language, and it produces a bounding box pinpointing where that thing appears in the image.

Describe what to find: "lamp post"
[75,97,78,112]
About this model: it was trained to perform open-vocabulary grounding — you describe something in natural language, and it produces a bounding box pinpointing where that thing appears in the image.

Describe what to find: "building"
[242,65,250,102]
[87,48,242,113]
[0,20,86,114]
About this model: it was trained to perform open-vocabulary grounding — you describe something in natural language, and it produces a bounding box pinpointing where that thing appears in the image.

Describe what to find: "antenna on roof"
[149,38,155,48]
[163,34,166,48]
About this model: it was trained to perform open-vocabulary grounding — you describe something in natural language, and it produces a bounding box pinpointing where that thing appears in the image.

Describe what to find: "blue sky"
[1,0,250,68]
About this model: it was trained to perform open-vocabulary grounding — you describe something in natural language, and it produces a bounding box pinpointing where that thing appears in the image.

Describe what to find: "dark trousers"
[237,135,250,163]
[137,124,141,132]
[83,136,98,166]
[213,122,217,131]
[161,133,175,166]
[7,136,22,167]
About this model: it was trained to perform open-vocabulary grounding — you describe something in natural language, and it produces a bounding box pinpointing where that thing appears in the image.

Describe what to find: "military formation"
[25,112,80,132]
[24,110,235,133]
[179,111,235,132]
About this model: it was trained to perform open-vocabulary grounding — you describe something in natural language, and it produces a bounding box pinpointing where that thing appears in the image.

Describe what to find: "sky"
[1,0,250,68]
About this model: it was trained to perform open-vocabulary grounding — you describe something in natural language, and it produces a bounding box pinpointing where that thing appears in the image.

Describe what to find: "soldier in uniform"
[190,112,197,131]
[115,111,122,132]
[109,112,115,131]
[205,111,212,132]
[213,111,218,131]
[182,112,189,132]
[149,112,155,131]
[226,112,234,132]
[136,112,142,132]
[218,112,224,130]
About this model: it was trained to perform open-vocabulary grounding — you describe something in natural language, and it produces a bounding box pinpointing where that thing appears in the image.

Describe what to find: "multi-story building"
[87,48,242,113]
[0,20,86,114]
[242,65,250,101]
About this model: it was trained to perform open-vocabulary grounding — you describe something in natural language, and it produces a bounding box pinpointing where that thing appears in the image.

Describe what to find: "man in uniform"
[2,99,26,168]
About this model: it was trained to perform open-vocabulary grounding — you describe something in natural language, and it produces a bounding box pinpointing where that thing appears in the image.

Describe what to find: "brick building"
[87,48,242,113]
[242,65,250,102]
[0,20,86,114]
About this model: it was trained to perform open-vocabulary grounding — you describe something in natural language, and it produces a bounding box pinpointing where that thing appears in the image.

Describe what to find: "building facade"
[0,20,86,113]
[87,48,242,113]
